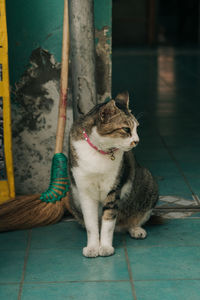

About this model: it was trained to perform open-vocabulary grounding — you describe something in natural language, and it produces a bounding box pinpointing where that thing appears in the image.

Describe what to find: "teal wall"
[7,0,64,86]
[6,0,112,87]
[94,0,112,32]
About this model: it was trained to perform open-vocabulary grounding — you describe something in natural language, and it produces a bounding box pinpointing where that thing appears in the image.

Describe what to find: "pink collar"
[83,130,118,160]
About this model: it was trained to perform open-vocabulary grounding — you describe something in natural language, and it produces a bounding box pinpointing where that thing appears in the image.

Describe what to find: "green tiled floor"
[1,220,200,300]
[25,248,128,282]
[21,282,134,300]
[1,47,200,299]
[134,280,200,300]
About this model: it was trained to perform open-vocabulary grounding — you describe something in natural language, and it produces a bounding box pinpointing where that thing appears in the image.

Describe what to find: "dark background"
[113,0,200,47]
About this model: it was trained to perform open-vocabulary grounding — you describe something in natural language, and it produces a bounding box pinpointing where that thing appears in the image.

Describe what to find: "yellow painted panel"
[0,181,10,203]
[0,0,15,203]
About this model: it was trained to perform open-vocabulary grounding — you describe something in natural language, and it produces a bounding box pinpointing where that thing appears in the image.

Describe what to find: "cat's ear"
[115,91,129,109]
[99,100,117,123]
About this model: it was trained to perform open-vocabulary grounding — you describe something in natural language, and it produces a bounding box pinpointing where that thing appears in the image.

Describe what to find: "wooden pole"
[55,0,70,154]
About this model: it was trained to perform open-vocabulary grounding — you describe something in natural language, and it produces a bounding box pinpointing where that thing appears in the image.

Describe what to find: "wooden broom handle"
[55,0,69,154]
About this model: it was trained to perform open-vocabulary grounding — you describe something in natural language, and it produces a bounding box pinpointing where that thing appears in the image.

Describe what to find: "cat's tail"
[0,194,72,232]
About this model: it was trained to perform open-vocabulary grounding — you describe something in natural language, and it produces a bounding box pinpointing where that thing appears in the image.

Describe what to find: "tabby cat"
[69,92,158,257]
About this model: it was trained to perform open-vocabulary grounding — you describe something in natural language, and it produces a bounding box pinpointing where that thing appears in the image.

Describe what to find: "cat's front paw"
[83,246,99,258]
[129,227,147,239]
[99,245,115,257]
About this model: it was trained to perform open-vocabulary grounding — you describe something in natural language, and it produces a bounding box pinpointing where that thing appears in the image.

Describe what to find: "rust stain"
[61,92,67,108]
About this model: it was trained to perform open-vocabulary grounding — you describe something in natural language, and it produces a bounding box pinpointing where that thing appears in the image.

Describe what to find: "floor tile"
[31,221,124,249]
[0,230,28,250]
[138,136,163,148]
[22,282,133,300]
[135,148,171,162]
[134,280,200,300]
[0,284,20,300]
[25,248,129,282]
[157,176,192,198]
[31,221,86,249]
[139,160,180,178]
[127,246,200,280]
[178,161,200,178]
[126,219,200,247]
[0,251,25,283]
[171,147,200,163]
[163,135,200,148]
[185,178,200,199]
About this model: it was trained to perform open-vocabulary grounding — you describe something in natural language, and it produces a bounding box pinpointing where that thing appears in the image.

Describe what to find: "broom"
[0,0,72,232]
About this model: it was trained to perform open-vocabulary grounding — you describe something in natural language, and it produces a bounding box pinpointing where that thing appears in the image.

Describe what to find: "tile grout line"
[17,230,32,300]
[158,133,199,204]
[123,244,200,249]
[11,246,125,251]
[20,242,200,252]
[22,279,130,284]
[20,276,200,285]
[131,277,200,282]
[123,238,137,300]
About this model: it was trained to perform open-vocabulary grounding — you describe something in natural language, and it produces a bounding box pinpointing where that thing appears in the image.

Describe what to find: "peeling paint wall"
[11,48,73,194]
[6,0,112,194]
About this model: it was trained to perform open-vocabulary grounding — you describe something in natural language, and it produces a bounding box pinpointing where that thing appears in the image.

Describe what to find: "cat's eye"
[122,127,131,134]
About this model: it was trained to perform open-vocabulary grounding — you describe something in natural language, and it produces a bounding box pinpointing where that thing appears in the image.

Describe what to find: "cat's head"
[94,91,139,152]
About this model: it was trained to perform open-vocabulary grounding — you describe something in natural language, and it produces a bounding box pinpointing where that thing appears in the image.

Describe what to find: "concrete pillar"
[69,0,97,118]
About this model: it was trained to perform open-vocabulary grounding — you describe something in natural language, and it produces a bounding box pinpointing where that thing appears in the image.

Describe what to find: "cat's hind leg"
[128,210,152,239]
[129,226,147,239]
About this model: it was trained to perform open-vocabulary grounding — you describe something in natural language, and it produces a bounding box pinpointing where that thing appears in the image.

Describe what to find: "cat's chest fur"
[72,139,123,203]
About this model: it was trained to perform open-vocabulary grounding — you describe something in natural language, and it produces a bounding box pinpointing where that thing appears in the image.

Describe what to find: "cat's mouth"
[121,141,139,152]
[130,141,139,148]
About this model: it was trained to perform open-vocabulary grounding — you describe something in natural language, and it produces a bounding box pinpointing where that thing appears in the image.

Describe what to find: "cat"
[68,91,158,257]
